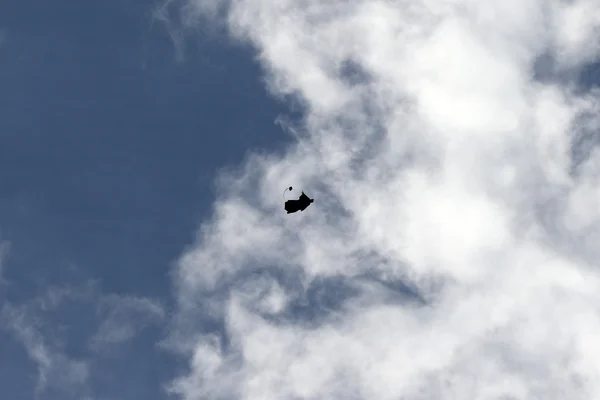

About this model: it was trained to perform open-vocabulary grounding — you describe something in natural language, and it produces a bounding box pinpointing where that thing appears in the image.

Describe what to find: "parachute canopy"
[284,190,314,214]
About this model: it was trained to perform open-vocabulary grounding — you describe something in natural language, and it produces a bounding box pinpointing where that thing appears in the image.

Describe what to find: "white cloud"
[554,0,600,68]
[167,0,600,399]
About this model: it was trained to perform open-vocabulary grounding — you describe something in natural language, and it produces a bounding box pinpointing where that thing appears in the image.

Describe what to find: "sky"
[2,0,600,400]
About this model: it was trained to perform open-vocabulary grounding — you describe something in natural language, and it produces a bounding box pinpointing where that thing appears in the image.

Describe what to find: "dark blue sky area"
[0,0,289,296]
[0,1,291,398]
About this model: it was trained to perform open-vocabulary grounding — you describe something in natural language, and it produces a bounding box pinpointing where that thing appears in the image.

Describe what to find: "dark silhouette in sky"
[284,191,314,214]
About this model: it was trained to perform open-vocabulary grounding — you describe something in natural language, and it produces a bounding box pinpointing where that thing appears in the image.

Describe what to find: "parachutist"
[284,191,314,214]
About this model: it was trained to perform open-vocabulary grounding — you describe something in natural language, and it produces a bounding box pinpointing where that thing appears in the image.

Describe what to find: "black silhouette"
[284,191,314,214]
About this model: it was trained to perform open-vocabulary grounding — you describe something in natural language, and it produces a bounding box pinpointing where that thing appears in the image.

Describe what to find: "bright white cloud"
[167,0,600,399]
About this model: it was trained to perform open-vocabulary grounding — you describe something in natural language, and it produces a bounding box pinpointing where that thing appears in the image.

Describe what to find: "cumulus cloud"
[166,0,600,399]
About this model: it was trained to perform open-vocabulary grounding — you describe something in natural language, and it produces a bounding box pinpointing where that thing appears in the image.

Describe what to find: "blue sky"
[0,1,290,399]
[4,1,600,400]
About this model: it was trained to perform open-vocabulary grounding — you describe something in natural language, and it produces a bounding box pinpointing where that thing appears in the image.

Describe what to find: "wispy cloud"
[1,302,90,398]
[166,0,600,399]
[1,278,166,399]
[90,294,165,351]
[0,241,9,283]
